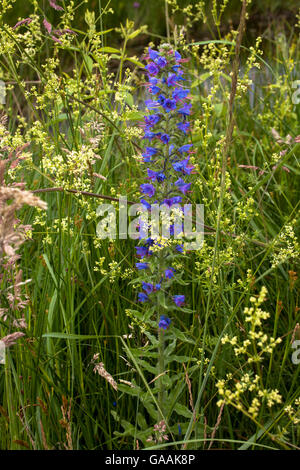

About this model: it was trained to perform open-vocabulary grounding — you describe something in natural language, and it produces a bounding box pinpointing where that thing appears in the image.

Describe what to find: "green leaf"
[165,355,197,364]
[174,403,193,418]
[191,72,211,87]
[171,328,195,344]
[125,110,144,120]
[83,54,94,74]
[99,47,120,53]
[124,92,134,107]
[125,57,145,68]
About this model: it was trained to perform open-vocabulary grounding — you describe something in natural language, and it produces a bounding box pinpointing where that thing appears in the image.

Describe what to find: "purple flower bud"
[140,183,156,197]
[48,0,64,11]
[13,18,32,29]
[178,144,193,154]
[162,98,177,113]
[145,99,159,109]
[166,73,179,87]
[142,282,154,294]
[148,85,161,95]
[177,121,190,134]
[146,62,159,76]
[173,295,185,307]
[135,247,149,258]
[172,88,190,101]
[174,51,182,61]
[140,198,152,210]
[148,77,159,85]
[144,115,161,129]
[43,19,52,33]
[165,268,175,279]
[136,262,149,270]
[148,47,159,61]
[175,178,191,195]
[160,133,170,144]
[138,292,149,302]
[163,196,182,207]
[172,158,194,175]
[156,56,167,68]
[178,103,192,116]
[156,172,166,182]
[159,315,171,329]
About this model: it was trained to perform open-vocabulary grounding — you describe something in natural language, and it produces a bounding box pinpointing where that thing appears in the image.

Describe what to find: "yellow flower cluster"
[217,286,283,419]
[222,286,282,362]
[216,372,282,418]
[271,221,300,268]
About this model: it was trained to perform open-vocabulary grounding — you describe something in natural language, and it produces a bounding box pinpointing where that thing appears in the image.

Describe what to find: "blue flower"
[142,154,152,163]
[140,198,152,210]
[149,85,161,95]
[172,88,190,101]
[157,94,166,105]
[162,98,177,113]
[138,292,149,302]
[147,169,166,183]
[175,178,191,195]
[156,56,167,68]
[178,103,192,116]
[140,183,156,197]
[173,295,185,307]
[174,50,181,61]
[166,73,179,87]
[136,262,149,270]
[144,146,158,156]
[176,121,190,134]
[160,133,170,144]
[172,161,183,172]
[143,131,156,141]
[145,99,159,109]
[135,246,148,257]
[172,65,181,72]
[136,46,192,324]
[142,282,154,294]
[148,77,159,85]
[156,172,166,182]
[146,62,159,75]
[147,169,158,181]
[144,114,160,128]
[148,47,159,61]
[163,196,182,207]
[145,237,154,246]
[159,315,171,330]
[165,268,175,279]
[178,144,193,154]
[172,158,194,175]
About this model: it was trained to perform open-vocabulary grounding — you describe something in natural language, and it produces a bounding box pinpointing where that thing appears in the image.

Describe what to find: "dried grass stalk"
[92,353,118,391]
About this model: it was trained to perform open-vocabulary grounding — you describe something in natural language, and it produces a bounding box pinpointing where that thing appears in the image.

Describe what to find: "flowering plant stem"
[135,43,193,424]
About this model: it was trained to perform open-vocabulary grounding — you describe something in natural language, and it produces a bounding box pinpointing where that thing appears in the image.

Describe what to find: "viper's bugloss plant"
[134,44,194,417]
